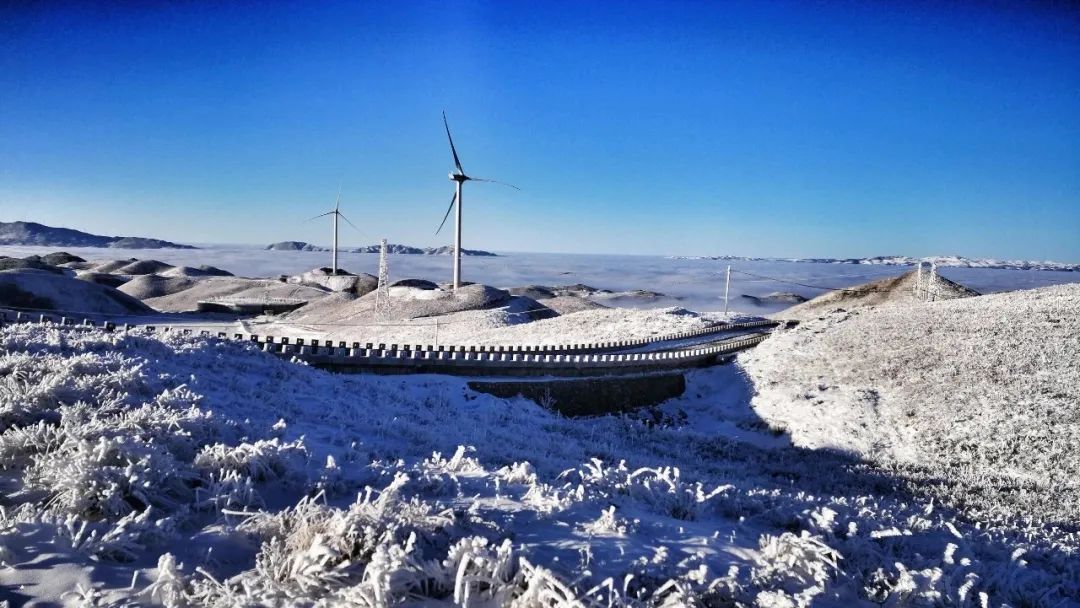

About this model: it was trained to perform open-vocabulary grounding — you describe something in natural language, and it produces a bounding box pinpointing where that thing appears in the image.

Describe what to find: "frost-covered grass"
[0,317,1076,606]
[743,283,1080,529]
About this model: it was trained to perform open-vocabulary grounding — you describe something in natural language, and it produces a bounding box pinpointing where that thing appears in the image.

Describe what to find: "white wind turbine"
[307,186,361,275]
[436,111,519,290]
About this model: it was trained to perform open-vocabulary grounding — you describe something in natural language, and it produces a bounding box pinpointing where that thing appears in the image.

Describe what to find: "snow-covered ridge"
[0,221,196,249]
[671,253,1080,272]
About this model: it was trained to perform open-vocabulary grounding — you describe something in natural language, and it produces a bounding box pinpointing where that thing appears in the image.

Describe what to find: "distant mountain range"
[0,221,196,249]
[670,254,1079,272]
[266,241,497,256]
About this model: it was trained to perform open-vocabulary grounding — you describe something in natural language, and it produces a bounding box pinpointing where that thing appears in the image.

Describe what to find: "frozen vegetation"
[0,284,1077,605]
[743,282,1080,527]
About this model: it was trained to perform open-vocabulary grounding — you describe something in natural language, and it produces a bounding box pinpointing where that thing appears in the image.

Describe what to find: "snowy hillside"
[743,283,1080,528]
[0,318,1076,605]
[778,269,978,321]
[0,221,195,250]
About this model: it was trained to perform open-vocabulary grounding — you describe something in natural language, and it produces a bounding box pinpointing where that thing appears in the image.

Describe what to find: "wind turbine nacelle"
[449,172,468,182]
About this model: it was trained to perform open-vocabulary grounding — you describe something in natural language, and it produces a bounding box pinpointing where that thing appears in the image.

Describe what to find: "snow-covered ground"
[252,306,739,348]
[1,283,1077,605]
[742,283,1080,529]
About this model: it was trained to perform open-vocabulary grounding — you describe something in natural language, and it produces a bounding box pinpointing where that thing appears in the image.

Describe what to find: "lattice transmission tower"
[375,238,391,317]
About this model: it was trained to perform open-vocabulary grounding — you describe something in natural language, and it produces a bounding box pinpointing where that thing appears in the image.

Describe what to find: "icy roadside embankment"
[742,283,1080,528]
[0,323,1076,605]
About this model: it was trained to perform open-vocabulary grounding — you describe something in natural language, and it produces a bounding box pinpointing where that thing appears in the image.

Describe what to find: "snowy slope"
[0,322,1076,605]
[0,269,152,315]
[253,306,737,348]
[743,283,1080,528]
[778,269,978,321]
[0,221,195,249]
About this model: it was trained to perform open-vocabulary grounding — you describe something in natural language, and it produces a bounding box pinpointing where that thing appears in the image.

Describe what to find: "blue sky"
[1,1,1078,260]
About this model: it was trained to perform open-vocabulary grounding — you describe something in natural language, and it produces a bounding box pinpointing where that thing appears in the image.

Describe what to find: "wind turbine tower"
[437,112,519,290]
[307,187,360,275]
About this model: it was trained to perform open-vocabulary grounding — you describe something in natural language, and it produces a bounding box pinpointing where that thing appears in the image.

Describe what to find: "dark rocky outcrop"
[741,292,807,306]
[390,279,439,290]
[508,285,557,300]
[0,256,64,275]
[116,260,175,275]
[41,252,86,265]
[266,241,328,251]
[76,272,131,289]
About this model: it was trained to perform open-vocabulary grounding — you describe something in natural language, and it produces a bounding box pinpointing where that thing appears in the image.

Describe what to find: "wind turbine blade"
[335,185,341,211]
[443,111,465,175]
[306,211,334,221]
[435,191,457,235]
[337,212,361,231]
[470,177,521,191]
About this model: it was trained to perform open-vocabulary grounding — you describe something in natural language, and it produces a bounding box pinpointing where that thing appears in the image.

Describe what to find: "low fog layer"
[2,245,1077,315]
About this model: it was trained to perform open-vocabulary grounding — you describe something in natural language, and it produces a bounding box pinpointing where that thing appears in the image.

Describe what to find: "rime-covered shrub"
[143,553,188,607]
[751,531,841,606]
[581,505,636,536]
[0,420,63,469]
[561,459,726,521]
[495,460,538,486]
[193,437,308,483]
[225,473,456,600]
[196,470,264,512]
[0,351,144,432]
[27,435,196,518]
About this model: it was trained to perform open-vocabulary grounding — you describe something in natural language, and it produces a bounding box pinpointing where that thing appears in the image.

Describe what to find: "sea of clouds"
[3,244,1079,314]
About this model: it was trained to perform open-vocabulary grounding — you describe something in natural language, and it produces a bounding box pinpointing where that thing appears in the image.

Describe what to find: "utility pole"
[724,265,731,315]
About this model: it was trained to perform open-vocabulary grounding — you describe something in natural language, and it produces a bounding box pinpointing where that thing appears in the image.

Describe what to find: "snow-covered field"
[1,283,1078,606]
[742,282,1080,528]
[4,245,1079,315]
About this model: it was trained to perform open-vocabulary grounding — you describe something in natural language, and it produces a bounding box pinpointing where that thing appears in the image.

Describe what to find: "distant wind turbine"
[437,111,519,290]
[307,186,360,275]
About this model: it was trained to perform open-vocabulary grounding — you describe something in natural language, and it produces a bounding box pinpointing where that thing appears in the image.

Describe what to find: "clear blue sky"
[2,1,1078,260]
